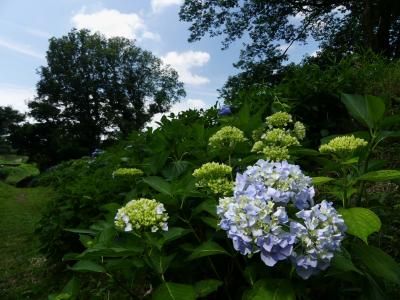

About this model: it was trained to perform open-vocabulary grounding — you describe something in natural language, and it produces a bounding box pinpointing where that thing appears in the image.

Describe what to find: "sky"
[0,0,318,122]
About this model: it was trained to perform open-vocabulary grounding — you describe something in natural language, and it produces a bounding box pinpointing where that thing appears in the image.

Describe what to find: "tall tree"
[179,0,400,70]
[0,106,25,153]
[28,29,185,164]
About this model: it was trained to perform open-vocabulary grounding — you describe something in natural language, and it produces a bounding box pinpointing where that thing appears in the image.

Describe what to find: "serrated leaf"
[187,241,230,261]
[357,170,400,181]
[330,250,363,275]
[242,279,295,300]
[312,176,335,185]
[351,244,400,285]
[153,282,196,300]
[339,207,381,243]
[148,251,176,274]
[143,176,172,196]
[194,279,222,297]
[69,260,106,273]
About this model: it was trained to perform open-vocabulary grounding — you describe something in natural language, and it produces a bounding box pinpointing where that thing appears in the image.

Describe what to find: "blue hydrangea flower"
[290,200,346,279]
[217,196,296,266]
[234,160,315,209]
[218,105,232,116]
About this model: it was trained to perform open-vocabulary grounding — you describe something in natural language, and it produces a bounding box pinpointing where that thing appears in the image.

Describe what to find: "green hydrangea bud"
[209,126,247,150]
[266,112,293,128]
[114,198,168,233]
[293,121,306,140]
[319,135,368,158]
[262,145,290,161]
[193,162,233,195]
[263,128,300,147]
[113,168,143,178]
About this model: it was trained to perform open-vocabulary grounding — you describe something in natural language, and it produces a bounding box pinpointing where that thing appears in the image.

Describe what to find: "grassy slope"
[0,182,54,299]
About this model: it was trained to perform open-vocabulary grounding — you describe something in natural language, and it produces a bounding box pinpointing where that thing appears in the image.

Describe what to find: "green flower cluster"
[252,112,305,161]
[114,198,168,232]
[209,126,247,151]
[319,135,368,158]
[113,168,143,178]
[266,111,293,128]
[192,162,233,196]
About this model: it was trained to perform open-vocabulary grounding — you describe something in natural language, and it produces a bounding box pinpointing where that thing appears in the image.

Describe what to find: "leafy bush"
[39,100,400,299]
[0,163,40,185]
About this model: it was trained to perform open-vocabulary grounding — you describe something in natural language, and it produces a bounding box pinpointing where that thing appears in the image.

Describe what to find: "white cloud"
[151,0,183,13]
[71,9,160,41]
[147,98,208,128]
[0,37,44,60]
[0,84,35,112]
[162,51,210,85]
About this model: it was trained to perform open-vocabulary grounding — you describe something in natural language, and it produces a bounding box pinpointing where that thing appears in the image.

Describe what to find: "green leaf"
[312,176,334,185]
[61,277,80,299]
[338,207,381,243]
[242,279,295,300]
[187,240,230,261]
[69,260,106,273]
[194,279,222,297]
[200,216,219,229]
[64,228,97,235]
[148,251,176,274]
[330,250,363,275]
[357,170,400,181]
[143,176,172,196]
[153,282,196,300]
[341,94,385,129]
[160,227,191,245]
[193,199,218,217]
[351,244,400,284]
[379,114,400,128]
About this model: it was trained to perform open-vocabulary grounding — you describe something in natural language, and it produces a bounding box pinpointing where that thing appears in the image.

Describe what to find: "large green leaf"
[338,207,381,243]
[160,227,191,245]
[351,244,400,285]
[187,241,230,261]
[242,279,295,300]
[148,251,176,274]
[153,282,196,300]
[312,176,335,185]
[341,94,385,129]
[69,260,106,273]
[194,279,222,297]
[143,176,172,196]
[329,250,363,275]
[193,199,218,217]
[357,170,400,181]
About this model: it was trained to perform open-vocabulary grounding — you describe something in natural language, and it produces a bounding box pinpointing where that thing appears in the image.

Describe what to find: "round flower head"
[234,160,315,209]
[319,135,368,158]
[262,128,300,147]
[293,121,306,140]
[114,198,168,233]
[290,200,346,279]
[266,112,293,128]
[209,126,247,151]
[193,162,233,196]
[217,196,295,265]
[113,168,143,178]
[262,145,290,162]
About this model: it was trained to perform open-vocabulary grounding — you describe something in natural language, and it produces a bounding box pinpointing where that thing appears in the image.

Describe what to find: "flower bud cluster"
[319,135,368,158]
[112,168,143,178]
[209,126,247,151]
[217,160,346,279]
[115,198,168,233]
[193,162,233,196]
[252,112,305,161]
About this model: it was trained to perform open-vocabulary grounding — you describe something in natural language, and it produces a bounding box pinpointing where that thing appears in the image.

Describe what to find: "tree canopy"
[0,106,25,153]
[24,29,185,165]
[180,0,400,70]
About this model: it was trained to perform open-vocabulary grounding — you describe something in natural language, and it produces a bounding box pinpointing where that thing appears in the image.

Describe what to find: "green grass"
[0,182,55,299]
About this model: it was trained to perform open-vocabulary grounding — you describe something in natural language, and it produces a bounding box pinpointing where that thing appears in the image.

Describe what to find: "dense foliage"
[180,0,400,69]
[11,29,185,168]
[37,99,400,299]
[0,106,24,154]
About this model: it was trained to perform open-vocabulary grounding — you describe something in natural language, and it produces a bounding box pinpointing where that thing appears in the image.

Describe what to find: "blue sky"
[0,0,318,117]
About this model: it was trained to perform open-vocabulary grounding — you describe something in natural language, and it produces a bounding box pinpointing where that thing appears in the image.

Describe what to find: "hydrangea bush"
[49,103,400,300]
